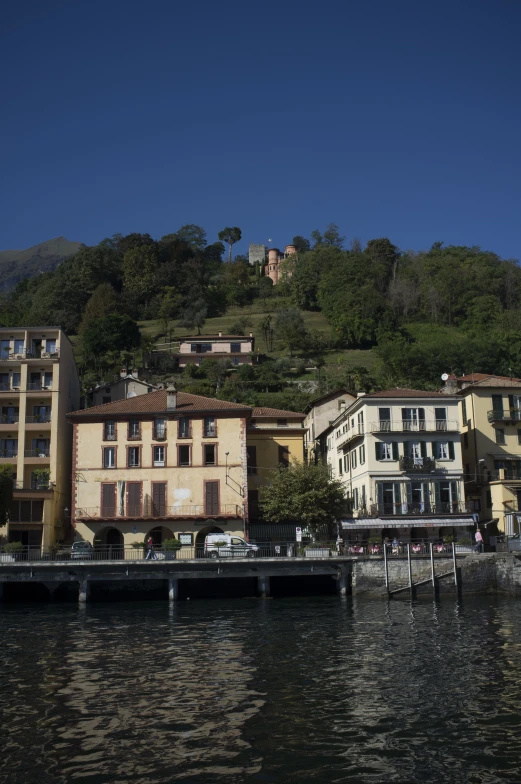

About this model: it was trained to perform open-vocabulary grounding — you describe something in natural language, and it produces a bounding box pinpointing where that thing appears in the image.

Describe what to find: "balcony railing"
[487,409,521,423]
[153,429,167,441]
[25,349,60,359]
[363,502,469,517]
[336,426,364,448]
[104,432,117,441]
[370,420,457,433]
[203,428,217,438]
[490,469,521,481]
[24,448,50,458]
[12,481,53,491]
[25,415,51,424]
[0,450,17,458]
[76,504,242,520]
[399,456,436,472]
[0,415,19,424]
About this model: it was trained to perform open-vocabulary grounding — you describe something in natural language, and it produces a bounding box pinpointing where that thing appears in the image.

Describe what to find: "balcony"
[26,349,60,360]
[203,428,217,438]
[0,450,17,459]
[0,415,19,425]
[25,415,52,424]
[366,502,470,517]
[490,469,521,481]
[75,504,243,520]
[370,419,458,433]
[24,449,50,458]
[153,429,167,441]
[103,432,117,441]
[399,456,436,472]
[487,409,521,423]
[336,425,364,449]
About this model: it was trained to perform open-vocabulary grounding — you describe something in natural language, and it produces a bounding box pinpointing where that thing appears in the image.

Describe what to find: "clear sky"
[1,0,520,259]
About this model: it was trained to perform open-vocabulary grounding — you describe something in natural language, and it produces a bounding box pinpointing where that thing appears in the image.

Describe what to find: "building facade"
[303,389,355,461]
[176,332,255,368]
[266,245,297,285]
[0,327,80,548]
[457,375,521,537]
[323,389,474,541]
[68,389,306,551]
[91,369,157,407]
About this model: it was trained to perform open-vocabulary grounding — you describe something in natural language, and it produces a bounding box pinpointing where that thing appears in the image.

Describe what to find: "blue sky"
[1,0,520,259]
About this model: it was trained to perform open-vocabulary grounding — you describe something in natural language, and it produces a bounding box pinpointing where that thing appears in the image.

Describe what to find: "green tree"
[0,464,15,525]
[165,224,207,252]
[292,235,311,254]
[218,226,242,261]
[275,309,306,356]
[122,245,158,307]
[82,314,141,358]
[260,462,347,539]
[79,283,120,333]
[178,299,207,335]
[311,223,345,249]
[158,286,182,337]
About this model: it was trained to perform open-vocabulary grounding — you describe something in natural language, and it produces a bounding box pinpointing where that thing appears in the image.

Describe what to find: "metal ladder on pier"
[384,542,461,600]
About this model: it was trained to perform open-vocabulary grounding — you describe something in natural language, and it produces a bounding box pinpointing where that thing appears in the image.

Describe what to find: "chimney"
[131,369,138,378]
[249,332,253,337]
[357,392,366,397]
[218,331,222,337]
[120,368,127,378]
[166,383,177,410]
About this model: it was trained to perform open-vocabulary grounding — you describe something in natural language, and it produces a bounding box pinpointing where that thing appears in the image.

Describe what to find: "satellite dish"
[441,373,449,381]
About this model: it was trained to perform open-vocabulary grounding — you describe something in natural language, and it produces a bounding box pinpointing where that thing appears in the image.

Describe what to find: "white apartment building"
[323,389,475,541]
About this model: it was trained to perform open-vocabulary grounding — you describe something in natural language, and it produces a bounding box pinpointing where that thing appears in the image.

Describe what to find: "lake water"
[1,595,520,784]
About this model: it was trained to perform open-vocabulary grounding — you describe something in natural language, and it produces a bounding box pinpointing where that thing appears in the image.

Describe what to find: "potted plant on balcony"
[163,537,182,560]
[33,468,50,489]
[2,540,23,562]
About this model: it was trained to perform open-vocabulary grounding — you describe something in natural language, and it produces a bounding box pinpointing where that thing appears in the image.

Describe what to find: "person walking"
[474,529,484,553]
[146,536,157,560]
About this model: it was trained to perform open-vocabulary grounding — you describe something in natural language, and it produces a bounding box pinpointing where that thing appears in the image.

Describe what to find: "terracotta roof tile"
[362,388,455,399]
[457,372,521,383]
[252,407,306,419]
[69,390,251,418]
[461,377,521,389]
[178,335,254,341]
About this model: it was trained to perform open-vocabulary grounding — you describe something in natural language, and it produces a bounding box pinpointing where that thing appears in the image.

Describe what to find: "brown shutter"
[205,481,219,515]
[127,482,141,516]
[101,484,116,516]
[278,445,289,466]
[152,483,166,516]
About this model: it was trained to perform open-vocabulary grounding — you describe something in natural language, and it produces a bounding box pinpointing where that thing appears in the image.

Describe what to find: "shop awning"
[341,517,474,530]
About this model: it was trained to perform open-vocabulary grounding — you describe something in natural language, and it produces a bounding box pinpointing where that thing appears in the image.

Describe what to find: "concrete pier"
[168,577,179,602]
[258,575,270,597]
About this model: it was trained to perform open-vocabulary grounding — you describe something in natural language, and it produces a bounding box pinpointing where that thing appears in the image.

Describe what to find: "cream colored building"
[323,389,474,541]
[303,389,355,460]
[457,374,521,537]
[177,332,255,367]
[68,389,306,550]
[0,327,80,548]
[91,369,156,406]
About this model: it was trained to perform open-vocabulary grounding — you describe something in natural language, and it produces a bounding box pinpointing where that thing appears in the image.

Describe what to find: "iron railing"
[0,415,19,424]
[487,409,521,423]
[399,456,436,472]
[24,448,50,458]
[365,502,470,516]
[75,504,243,519]
[25,415,52,424]
[370,419,458,432]
[0,450,18,458]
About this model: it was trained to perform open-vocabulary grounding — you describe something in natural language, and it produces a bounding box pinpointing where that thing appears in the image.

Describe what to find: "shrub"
[163,538,182,551]
[3,541,24,554]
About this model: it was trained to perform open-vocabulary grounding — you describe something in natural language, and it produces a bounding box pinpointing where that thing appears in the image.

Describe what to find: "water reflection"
[0,597,520,783]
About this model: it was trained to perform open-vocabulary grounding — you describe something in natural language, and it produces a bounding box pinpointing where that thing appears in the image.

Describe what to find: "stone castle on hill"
[248,243,297,284]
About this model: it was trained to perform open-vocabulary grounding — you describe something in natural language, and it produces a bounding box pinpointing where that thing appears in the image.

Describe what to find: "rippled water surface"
[1,596,521,783]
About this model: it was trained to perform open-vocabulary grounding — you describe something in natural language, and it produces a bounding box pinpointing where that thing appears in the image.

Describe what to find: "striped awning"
[341,517,473,530]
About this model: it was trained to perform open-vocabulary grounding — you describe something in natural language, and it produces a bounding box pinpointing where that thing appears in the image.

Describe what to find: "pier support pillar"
[0,583,4,601]
[258,575,270,598]
[78,579,90,604]
[336,567,348,596]
[168,578,179,602]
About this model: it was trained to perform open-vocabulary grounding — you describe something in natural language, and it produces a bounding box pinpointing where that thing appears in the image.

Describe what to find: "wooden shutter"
[448,441,455,460]
[419,408,425,424]
[377,483,384,511]
[402,441,408,458]
[406,483,413,505]
[152,483,166,516]
[420,442,427,458]
[205,481,219,515]
[392,442,399,460]
[127,482,141,516]
[375,442,382,460]
[509,394,514,412]
[432,441,438,458]
[101,483,116,516]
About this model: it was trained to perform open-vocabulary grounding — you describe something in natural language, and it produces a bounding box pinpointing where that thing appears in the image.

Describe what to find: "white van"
[204,533,258,558]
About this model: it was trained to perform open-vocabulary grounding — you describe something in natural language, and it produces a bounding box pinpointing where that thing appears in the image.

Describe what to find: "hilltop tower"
[266,244,297,284]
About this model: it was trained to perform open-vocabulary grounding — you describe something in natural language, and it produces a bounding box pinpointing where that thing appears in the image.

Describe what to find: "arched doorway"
[97,527,124,559]
[195,525,224,554]
[146,526,175,547]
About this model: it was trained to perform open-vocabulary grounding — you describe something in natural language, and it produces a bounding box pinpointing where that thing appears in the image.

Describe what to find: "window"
[402,408,425,431]
[46,339,56,353]
[231,343,241,353]
[361,485,366,509]
[153,446,165,466]
[103,447,115,468]
[359,444,365,464]
[101,484,116,517]
[353,487,359,510]
[435,480,458,512]
[11,373,20,388]
[9,500,43,522]
[191,343,212,353]
[277,419,288,427]
[43,372,53,388]
[203,416,216,437]
[0,439,17,458]
[435,408,447,430]
[469,498,481,512]
[205,480,219,515]
[0,340,10,358]
[152,483,167,516]
[492,395,503,415]
[339,458,343,475]
[461,399,467,424]
[104,421,116,440]
[0,373,9,390]
[154,419,166,439]
[128,419,141,439]
[178,445,191,466]
[127,482,142,516]
[128,446,140,467]
[247,445,257,475]
[14,339,24,355]
[102,396,111,404]
[375,442,395,460]
[178,417,191,438]
[343,454,349,472]
[379,408,391,430]
[233,357,239,366]
[351,451,357,469]
[278,445,289,467]
[204,444,216,465]
[437,442,449,460]
[496,428,505,445]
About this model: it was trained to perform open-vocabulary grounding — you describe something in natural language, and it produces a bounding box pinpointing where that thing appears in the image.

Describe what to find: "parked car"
[71,541,93,560]
[204,534,258,559]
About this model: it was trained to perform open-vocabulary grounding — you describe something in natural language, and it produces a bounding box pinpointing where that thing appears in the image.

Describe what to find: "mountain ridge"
[0,236,84,292]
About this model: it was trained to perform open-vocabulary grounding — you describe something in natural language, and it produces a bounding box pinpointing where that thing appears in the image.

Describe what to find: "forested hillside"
[1,223,520,406]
